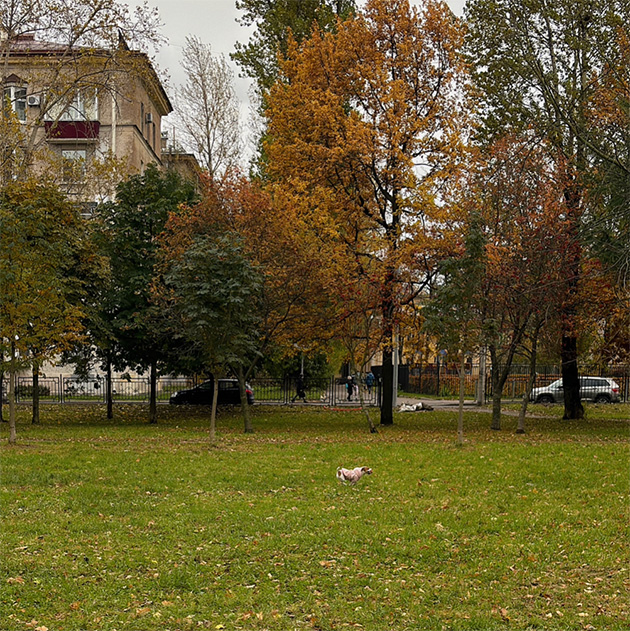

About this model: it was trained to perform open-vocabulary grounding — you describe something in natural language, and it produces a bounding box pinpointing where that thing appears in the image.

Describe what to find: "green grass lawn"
[1,404,628,631]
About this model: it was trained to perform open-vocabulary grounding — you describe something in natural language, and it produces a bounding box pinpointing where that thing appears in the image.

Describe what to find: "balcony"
[44,120,100,141]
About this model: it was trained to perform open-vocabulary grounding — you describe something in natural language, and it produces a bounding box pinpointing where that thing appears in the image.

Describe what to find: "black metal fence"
[2,375,381,407]
[4,367,628,405]
[7,376,194,404]
[404,363,630,402]
[253,377,380,406]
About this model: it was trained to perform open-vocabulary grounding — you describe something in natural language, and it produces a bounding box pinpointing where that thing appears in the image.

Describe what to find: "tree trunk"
[380,347,394,425]
[518,323,542,434]
[0,366,4,422]
[489,346,502,430]
[476,350,486,406]
[561,181,584,420]
[457,351,466,445]
[8,342,17,444]
[561,334,583,419]
[491,389,502,431]
[32,360,40,424]
[237,364,253,434]
[149,361,157,424]
[106,356,113,420]
[209,377,218,445]
[380,272,395,426]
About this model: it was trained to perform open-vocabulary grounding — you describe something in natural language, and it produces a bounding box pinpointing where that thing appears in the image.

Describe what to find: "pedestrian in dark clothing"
[346,375,355,401]
[292,375,307,403]
[366,371,375,395]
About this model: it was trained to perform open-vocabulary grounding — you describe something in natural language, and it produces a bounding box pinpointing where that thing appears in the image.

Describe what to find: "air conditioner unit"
[27,95,41,106]
[145,112,153,124]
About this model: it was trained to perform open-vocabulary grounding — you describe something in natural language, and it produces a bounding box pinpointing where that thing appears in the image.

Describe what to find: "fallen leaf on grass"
[492,606,510,621]
[7,576,25,584]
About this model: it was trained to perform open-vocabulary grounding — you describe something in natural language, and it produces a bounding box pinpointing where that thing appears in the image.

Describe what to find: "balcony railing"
[44,120,100,140]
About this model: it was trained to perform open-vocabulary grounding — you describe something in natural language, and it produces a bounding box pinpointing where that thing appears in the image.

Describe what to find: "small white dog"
[336,466,372,486]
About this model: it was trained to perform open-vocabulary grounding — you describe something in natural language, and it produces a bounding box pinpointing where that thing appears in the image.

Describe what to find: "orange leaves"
[266,1,472,359]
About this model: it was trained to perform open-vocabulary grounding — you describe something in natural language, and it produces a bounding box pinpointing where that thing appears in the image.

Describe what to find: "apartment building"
[1,31,173,203]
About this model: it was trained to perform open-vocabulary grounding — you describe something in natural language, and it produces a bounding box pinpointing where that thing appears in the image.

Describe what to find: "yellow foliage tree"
[265,0,471,423]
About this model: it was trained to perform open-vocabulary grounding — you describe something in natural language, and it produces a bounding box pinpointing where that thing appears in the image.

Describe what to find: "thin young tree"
[162,232,262,443]
[172,36,242,178]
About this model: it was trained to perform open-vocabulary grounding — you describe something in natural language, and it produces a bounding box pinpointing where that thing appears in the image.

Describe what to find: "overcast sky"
[143,0,467,147]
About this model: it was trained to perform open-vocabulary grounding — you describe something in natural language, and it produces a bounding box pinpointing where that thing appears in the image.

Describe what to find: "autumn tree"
[233,0,356,94]
[265,0,471,424]
[233,0,356,174]
[466,135,574,430]
[464,0,629,419]
[586,25,630,302]
[93,164,198,423]
[0,180,88,443]
[424,211,486,444]
[160,230,262,441]
[334,257,388,433]
[155,171,336,431]
[171,36,241,178]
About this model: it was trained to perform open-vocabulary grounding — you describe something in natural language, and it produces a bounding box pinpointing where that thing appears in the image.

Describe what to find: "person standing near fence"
[365,371,375,395]
[292,375,307,403]
[346,375,356,401]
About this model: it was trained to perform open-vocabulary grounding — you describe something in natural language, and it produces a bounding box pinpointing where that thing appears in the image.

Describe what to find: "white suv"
[530,376,620,404]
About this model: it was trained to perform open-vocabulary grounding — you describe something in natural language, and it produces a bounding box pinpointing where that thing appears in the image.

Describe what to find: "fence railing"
[7,376,195,404]
[2,375,381,407]
[3,366,628,405]
[253,377,380,407]
[404,364,630,402]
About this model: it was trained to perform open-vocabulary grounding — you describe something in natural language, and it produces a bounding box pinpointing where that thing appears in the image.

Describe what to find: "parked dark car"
[169,379,254,406]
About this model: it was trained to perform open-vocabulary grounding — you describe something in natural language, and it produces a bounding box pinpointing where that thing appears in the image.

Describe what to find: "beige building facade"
[2,32,173,203]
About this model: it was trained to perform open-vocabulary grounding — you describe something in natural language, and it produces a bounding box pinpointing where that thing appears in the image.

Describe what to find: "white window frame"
[46,90,98,122]
[4,85,27,121]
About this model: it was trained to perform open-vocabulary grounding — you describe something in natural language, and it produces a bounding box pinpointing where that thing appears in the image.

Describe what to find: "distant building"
[2,31,173,204]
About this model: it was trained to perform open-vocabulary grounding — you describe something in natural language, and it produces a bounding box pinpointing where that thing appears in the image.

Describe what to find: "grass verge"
[1,404,628,630]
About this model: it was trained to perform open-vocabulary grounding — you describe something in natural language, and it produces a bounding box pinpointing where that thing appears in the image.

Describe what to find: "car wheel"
[537,394,554,404]
[594,394,611,404]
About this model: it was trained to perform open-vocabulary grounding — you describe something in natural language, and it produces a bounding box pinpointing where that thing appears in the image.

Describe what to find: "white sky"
[143,0,467,150]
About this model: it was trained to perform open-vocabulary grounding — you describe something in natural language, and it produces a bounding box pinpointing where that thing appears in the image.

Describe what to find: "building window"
[4,85,27,121]
[60,91,97,121]
[61,149,87,181]
[46,90,97,122]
